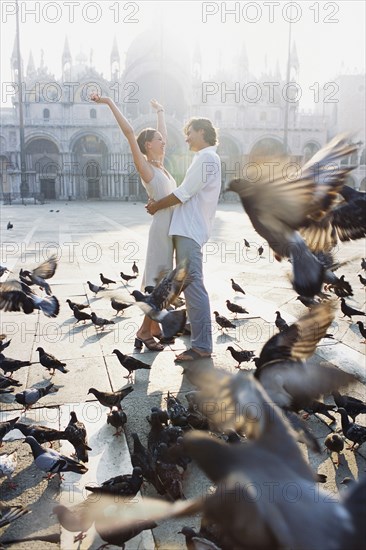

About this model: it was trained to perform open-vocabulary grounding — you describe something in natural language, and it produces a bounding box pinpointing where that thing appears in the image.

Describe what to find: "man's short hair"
[184,118,218,146]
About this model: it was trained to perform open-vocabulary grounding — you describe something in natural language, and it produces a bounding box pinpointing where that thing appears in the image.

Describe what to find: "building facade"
[1,33,365,202]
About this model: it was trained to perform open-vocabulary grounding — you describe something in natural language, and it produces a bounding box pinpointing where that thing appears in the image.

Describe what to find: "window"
[43,108,50,120]
[90,108,97,119]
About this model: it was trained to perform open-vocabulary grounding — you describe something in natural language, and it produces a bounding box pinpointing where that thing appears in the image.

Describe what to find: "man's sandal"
[174,348,211,362]
[134,336,164,351]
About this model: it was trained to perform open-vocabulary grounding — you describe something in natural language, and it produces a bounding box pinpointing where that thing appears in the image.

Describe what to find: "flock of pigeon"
[0,132,366,549]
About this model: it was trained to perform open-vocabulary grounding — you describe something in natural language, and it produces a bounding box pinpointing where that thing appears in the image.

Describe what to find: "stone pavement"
[0,199,365,549]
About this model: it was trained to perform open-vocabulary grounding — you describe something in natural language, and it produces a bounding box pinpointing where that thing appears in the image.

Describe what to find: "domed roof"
[125,29,190,75]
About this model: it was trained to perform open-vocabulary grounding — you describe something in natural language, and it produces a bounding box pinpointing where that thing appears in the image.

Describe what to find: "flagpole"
[15,0,28,199]
[283,17,292,154]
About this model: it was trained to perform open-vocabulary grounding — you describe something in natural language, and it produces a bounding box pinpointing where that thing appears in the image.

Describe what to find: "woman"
[90,93,176,351]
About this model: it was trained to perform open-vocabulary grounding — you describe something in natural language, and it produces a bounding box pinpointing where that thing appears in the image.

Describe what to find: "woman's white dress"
[141,166,177,288]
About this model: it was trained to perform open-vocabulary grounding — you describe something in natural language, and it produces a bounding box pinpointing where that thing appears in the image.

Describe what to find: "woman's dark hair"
[183,118,218,146]
[136,128,156,155]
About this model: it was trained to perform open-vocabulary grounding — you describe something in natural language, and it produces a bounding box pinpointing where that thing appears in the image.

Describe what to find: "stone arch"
[71,133,109,199]
[360,177,366,191]
[249,137,286,157]
[303,141,321,163]
[25,137,61,199]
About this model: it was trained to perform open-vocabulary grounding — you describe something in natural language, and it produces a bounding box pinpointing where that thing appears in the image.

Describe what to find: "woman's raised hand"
[150,98,164,112]
[90,92,110,104]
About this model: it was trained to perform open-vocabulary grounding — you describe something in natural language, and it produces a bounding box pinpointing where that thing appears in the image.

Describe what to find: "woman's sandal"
[151,332,175,345]
[134,336,164,351]
[174,348,211,362]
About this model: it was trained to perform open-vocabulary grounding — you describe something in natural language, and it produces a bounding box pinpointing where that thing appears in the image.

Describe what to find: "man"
[146,117,221,361]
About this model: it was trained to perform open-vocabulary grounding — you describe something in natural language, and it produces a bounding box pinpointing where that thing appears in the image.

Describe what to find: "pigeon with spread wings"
[19,254,58,296]
[228,134,357,296]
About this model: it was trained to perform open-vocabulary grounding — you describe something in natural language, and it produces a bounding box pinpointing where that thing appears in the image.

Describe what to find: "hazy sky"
[1,1,365,109]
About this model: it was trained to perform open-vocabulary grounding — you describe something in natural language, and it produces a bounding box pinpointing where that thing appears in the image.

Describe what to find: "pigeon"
[85,466,143,497]
[340,298,365,320]
[258,245,264,257]
[153,375,358,549]
[0,372,21,390]
[255,301,336,370]
[324,433,344,466]
[72,305,92,324]
[66,299,90,311]
[131,432,165,495]
[213,311,235,332]
[356,321,366,343]
[100,273,116,286]
[315,251,354,297]
[24,435,88,478]
[65,412,91,463]
[19,254,58,295]
[0,416,20,445]
[131,298,187,342]
[230,278,245,294]
[52,501,94,543]
[132,261,190,311]
[155,443,185,501]
[361,258,366,271]
[0,450,18,488]
[14,422,67,446]
[107,406,127,436]
[120,272,137,282]
[302,400,336,422]
[36,347,68,375]
[94,513,156,550]
[358,273,366,287]
[132,261,139,275]
[332,390,366,422]
[225,300,248,318]
[300,184,366,253]
[336,408,366,450]
[253,302,352,429]
[7,222,13,230]
[90,311,115,330]
[86,281,105,295]
[228,135,358,296]
[0,266,9,277]
[226,346,255,368]
[0,279,60,317]
[112,349,151,380]
[0,354,31,377]
[0,503,29,528]
[275,310,289,332]
[110,298,132,315]
[87,385,133,410]
[243,239,250,248]
[0,334,11,352]
[15,382,57,409]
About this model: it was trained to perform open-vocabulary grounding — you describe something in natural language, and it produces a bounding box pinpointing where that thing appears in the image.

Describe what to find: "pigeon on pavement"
[36,347,68,375]
[100,273,116,286]
[87,385,133,410]
[226,346,255,368]
[86,281,105,295]
[24,435,88,478]
[65,412,91,463]
[225,300,248,318]
[340,298,365,320]
[0,416,20,445]
[66,299,90,311]
[14,422,67,446]
[0,354,31,377]
[15,382,57,410]
[90,311,115,330]
[230,279,245,294]
[213,311,235,332]
[112,349,151,380]
[72,305,92,324]
[107,406,127,436]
